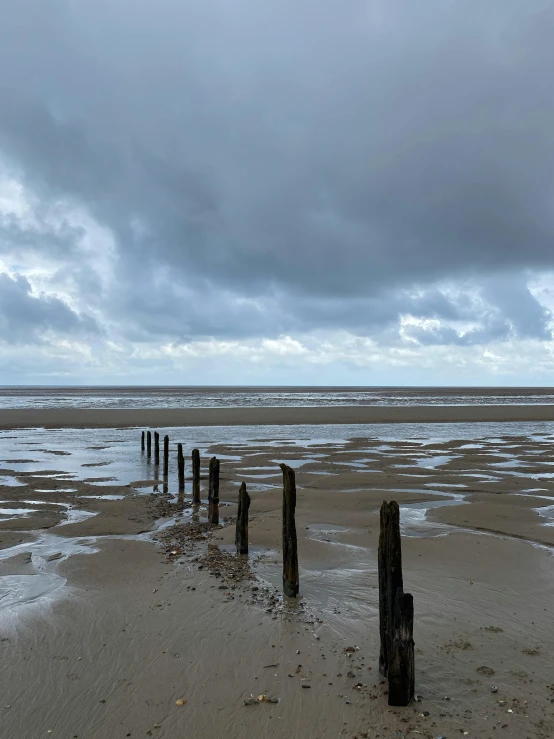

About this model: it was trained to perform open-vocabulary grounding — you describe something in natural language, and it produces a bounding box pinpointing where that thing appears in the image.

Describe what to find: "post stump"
[192,448,200,504]
[208,456,220,525]
[280,464,299,597]
[235,482,251,554]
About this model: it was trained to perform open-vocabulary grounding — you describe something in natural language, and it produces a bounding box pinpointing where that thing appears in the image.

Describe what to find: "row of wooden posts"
[141,431,413,706]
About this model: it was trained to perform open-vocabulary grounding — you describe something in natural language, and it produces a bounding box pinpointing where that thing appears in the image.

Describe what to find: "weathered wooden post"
[378,500,403,677]
[280,464,299,597]
[163,435,169,477]
[146,430,152,458]
[192,448,200,504]
[378,499,415,706]
[235,482,251,554]
[177,443,185,494]
[154,432,160,466]
[208,456,220,525]
[388,588,415,706]
[141,431,145,452]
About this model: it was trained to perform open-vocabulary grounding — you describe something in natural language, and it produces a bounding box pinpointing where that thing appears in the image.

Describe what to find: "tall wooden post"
[163,435,169,477]
[154,431,160,466]
[141,431,145,452]
[235,482,251,554]
[177,444,185,494]
[280,464,299,597]
[146,430,152,458]
[378,500,403,678]
[388,589,415,706]
[208,456,220,525]
[192,448,200,504]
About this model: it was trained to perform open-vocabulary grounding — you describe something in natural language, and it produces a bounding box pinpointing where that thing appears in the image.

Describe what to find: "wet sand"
[4,403,554,428]
[1,428,554,737]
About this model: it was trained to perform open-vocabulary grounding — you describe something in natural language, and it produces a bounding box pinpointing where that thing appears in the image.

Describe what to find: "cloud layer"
[0,1,554,383]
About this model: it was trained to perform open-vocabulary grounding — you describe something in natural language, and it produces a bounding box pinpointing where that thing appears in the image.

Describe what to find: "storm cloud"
[0,0,553,382]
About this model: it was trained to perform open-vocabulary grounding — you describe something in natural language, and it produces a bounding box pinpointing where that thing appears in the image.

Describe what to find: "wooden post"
[163,435,169,477]
[177,444,185,494]
[208,456,220,525]
[388,588,415,706]
[280,464,299,597]
[141,431,145,452]
[378,500,403,678]
[192,448,200,504]
[235,482,251,554]
[154,431,160,466]
[146,430,152,458]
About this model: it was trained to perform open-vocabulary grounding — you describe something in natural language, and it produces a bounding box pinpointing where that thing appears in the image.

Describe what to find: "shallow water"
[0,476,26,487]
[2,386,554,409]
[416,454,457,469]
[399,496,468,538]
[2,420,554,612]
[0,573,67,612]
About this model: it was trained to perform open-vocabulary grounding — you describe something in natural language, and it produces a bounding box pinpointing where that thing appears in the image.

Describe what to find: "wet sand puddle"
[2,421,554,617]
[0,572,67,611]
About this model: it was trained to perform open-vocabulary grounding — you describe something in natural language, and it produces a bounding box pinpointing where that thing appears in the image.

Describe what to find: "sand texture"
[3,403,554,428]
[0,425,553,738]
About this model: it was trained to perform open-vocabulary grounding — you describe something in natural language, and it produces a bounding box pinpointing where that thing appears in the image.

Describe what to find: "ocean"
[0,385,553,409]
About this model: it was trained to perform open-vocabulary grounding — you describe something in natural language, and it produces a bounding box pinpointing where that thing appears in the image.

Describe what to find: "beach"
[4,402,554,428]
[1,403,554,738]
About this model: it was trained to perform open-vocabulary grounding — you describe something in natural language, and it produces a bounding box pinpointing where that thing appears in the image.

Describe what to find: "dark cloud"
[0,0,553,352]
[0,273,99,344]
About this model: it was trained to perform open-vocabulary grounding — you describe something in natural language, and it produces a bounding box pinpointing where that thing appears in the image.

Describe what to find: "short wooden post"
[141,431,145,452]
[146,430,152,458]
[388,588,415,706]
[177,444,185,493]
[192,448,200,504]
[208,456,220,525]
[154,432,160,466]
[280,464,299,597]
[163,435,169,477]
[378,500,403,678]
[235,482,251,554]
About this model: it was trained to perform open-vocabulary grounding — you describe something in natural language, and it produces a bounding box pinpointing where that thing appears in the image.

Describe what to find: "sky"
[1,0,554,386]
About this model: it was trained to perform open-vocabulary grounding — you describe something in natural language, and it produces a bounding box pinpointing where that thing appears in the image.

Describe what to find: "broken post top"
[237,481,251,510]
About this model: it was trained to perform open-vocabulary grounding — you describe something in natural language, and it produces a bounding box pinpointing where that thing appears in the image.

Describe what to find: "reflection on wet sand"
[1,421,554,737]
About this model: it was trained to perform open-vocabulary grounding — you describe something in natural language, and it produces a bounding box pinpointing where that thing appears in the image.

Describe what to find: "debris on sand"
[476,666,495,676]
[244,694,279,705]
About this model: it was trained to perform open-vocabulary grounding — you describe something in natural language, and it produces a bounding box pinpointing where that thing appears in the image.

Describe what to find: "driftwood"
[154,432,160,466]
[146,430,152,458]
[388,588,415,706]
[280,464,299,597]
[208,456,220,525]
[141,431,145,452]
[177,443,185,493]
[235,482,251,554]
[163,435,169,477]
[192,448,201,504]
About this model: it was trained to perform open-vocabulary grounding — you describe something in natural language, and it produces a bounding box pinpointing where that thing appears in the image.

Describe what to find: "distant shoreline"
[3,404,554,428]
[2,385,554,393]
